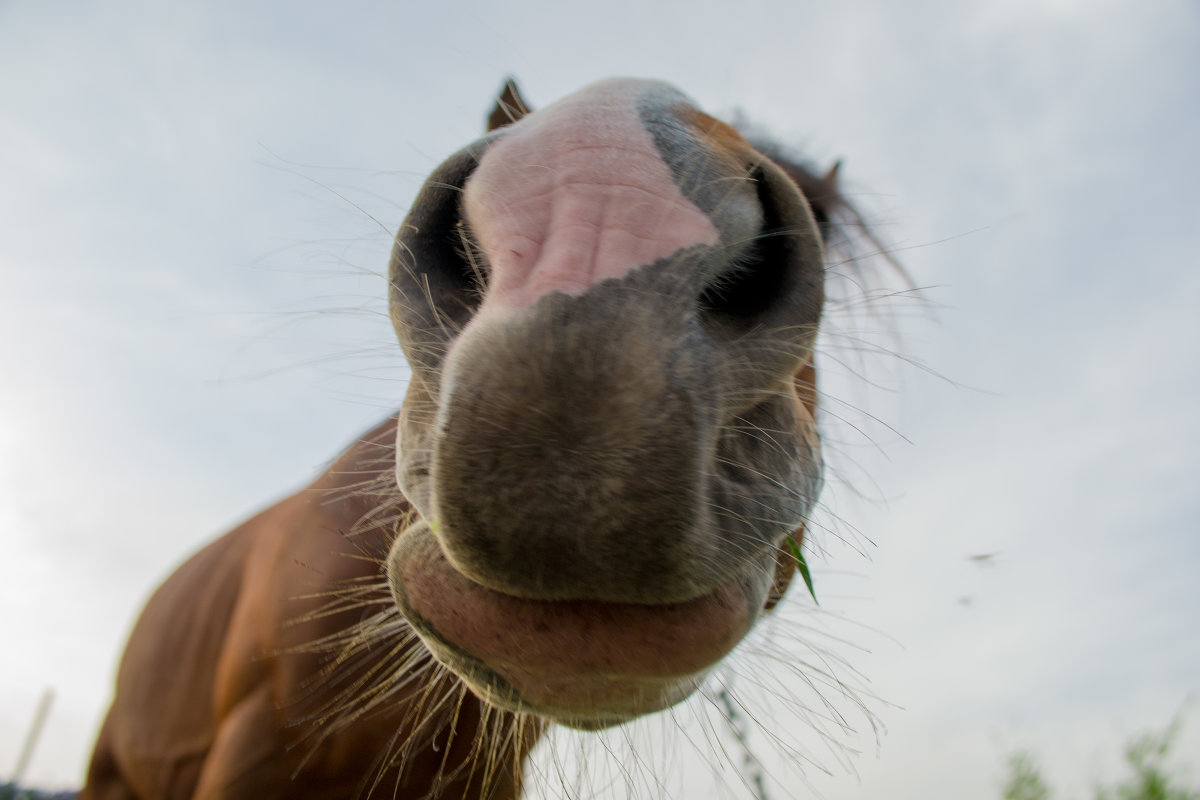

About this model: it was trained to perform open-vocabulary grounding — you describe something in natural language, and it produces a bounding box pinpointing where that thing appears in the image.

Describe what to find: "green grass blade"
[786,534,818,606]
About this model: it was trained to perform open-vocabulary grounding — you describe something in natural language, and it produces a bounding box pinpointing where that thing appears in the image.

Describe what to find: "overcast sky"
[2,1,1198,797]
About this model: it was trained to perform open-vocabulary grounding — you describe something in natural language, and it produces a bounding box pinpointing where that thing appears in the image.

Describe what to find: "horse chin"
[386,519,768,728]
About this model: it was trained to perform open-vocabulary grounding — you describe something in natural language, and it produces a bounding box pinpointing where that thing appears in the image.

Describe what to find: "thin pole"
[9,688,54,786]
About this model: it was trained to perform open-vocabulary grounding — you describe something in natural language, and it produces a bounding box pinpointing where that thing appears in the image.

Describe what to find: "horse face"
[386,78,825,729]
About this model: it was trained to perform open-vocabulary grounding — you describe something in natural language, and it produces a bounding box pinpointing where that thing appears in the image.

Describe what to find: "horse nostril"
[698,235,776,320]
[699,169,795,324]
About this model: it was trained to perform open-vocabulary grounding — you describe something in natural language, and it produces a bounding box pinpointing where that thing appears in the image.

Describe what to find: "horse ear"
[487,78,533,132]
[822,160,842,196]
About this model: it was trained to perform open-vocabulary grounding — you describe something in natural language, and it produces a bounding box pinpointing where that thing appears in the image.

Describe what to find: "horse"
[79,77,887,800]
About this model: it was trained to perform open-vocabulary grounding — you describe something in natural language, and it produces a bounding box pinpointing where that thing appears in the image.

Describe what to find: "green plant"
[1000,709,1198,800]
[1097,711,1199,800]
[1003,752,1052,800]
[785,534,818,605]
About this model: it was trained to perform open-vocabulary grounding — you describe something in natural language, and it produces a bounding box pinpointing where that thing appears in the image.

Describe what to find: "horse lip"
[387,519,754,721]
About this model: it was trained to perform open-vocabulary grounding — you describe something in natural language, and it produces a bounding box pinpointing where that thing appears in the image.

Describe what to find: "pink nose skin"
[462,79,720,317]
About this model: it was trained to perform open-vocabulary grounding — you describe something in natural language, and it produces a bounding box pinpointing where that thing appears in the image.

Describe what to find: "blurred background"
[2,0,1197,797]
